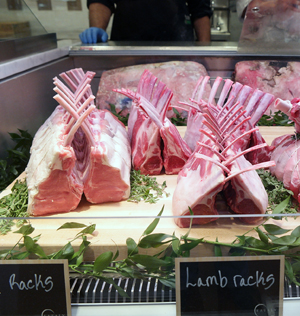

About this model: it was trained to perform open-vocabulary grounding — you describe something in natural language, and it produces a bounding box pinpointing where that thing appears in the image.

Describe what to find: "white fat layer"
[91,111,131,186]
[172,161,224,216]
[26,107,72,208]
[230,155,268,211]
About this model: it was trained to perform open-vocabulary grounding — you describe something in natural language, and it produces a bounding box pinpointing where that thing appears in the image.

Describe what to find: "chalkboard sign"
[0,259,71,316]
[175,256,284,316]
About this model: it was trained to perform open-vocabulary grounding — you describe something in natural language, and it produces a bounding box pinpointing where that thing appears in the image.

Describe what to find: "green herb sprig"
[170,108,187,126]
[128,170,170,203]
[0,180,28,234]
[257,169,297,215]
[0,129,32,192]
[258,111,293,127]
[109,103,129,125]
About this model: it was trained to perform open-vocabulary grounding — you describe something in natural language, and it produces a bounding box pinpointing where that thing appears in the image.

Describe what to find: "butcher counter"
[2,42,300,316]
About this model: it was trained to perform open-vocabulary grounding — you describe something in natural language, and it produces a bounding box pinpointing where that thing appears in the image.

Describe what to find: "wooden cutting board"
[0,126,298,260]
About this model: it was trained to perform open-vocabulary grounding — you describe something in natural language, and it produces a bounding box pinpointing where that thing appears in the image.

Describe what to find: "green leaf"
[244,236,267,249]
[272,235,297,246]
[102,276,129,298]
[228,247,246,256]
[57,222,87,230]
[126,237,138,256]
[52,242,74,260]
[263,224,291,236]
[255,227,269,244]
[13,224,34,236]
[93,251,113,274]
[138,233,174,249]
[171,236,180,255]
[179,239,202,252]
[291,226,300,238]
[159,278,176,288]
[291,260,300,274]
[11,251,31,260]
[24,236,47,258]
[272,197,291,214]
[142,206,164,236]
[129,254,169,270]
[285,259,296,284]
[112,249,119,261]
[76,224,96,236]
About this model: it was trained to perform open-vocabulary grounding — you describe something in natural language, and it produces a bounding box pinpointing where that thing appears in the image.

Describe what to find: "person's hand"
[79,27,108,44]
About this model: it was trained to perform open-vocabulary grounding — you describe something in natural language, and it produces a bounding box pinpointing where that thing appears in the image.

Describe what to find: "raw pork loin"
[233,60,300,114]
[96,61,211,119]
[26,68,131,216]
[173,76,275,227]
[115,70,192,175]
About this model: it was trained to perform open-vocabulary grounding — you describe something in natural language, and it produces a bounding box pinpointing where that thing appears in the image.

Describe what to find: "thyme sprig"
[0,180,28,234]
[128,169,170,203]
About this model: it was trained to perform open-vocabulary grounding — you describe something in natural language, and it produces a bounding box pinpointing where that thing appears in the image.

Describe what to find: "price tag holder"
[175,255,284,316]
[0,259,71,316]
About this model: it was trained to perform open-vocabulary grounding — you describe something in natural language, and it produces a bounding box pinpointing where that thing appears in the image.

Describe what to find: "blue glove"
[79,27,108,44]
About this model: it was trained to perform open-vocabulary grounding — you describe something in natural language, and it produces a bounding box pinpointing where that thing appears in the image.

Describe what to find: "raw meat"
[115,70,192,175]
[239,0,300,50]
[26,68,131,216]
[96,61,211,119]
[233,60,300,113]
[83,109,131,203]
[172,77,275,227]
[26,106,86,216]
[269,98,300,203]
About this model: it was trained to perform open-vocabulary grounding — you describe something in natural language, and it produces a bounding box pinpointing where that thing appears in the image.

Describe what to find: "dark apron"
[110,0,194,41]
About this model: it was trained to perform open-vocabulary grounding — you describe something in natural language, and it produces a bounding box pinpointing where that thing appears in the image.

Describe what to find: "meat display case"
[2,40,300,316]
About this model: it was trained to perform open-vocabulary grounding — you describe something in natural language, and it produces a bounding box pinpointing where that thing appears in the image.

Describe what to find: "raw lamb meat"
[96,61,211,119]
[26,106,87,216]
[239,0,300,49]
[83,109,131,203]
[269,98,300,203]
[233,60,300,113]
[115,70,192,175]
[26,68,131,216]
[172,77,275,227]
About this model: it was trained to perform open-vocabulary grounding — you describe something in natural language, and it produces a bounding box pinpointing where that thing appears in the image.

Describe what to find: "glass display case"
[0,0,56,62]
[1,1,300,315]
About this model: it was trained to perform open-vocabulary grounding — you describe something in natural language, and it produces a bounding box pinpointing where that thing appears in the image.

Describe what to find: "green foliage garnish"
[257,169,296,214]
[128,170,170,203]
[109,103,129,125]
[0,129,32,192]
[258,111,293,126]
[170,108,187,126]
[2,209,300,290]
[0,180,28,234]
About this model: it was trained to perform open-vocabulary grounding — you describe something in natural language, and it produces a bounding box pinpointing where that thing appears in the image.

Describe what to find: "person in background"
[79,0,212,43]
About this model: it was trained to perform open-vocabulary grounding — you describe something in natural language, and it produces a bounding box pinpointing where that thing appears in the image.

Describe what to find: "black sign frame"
[0,259,71,316]
[175,255,284,316]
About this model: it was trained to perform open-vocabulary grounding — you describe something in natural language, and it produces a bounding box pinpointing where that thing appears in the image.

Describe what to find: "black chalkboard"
[0,259,71,316]
[175,256,284,316]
